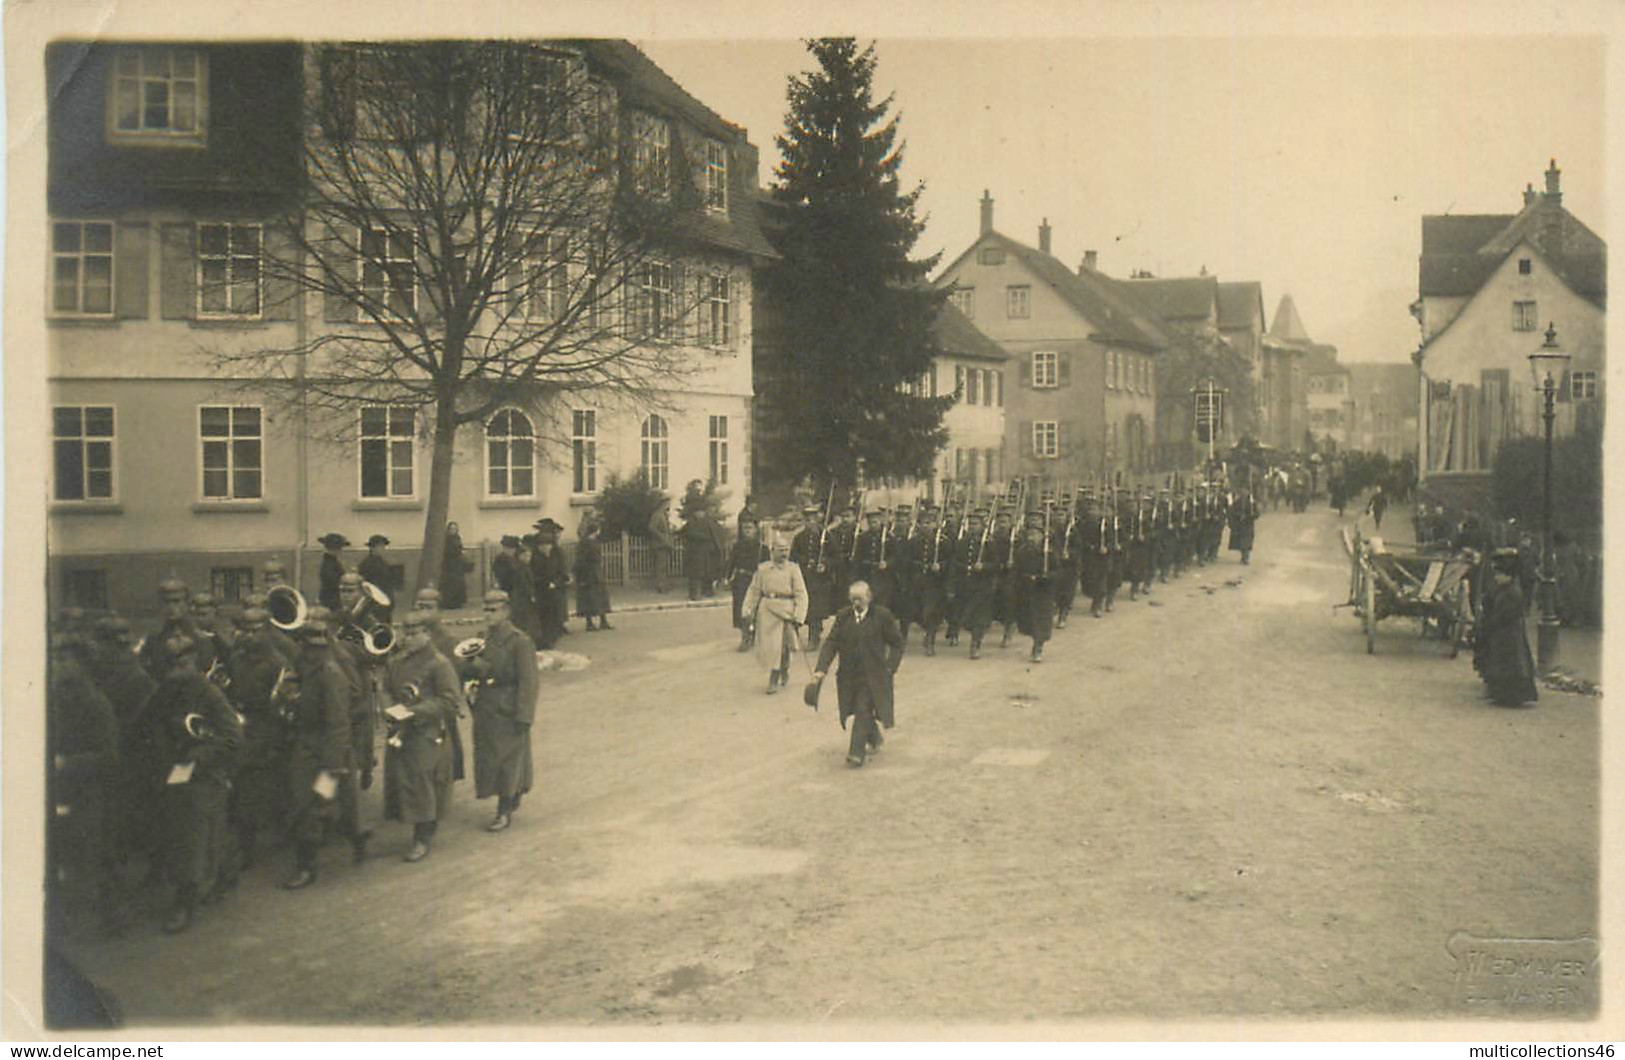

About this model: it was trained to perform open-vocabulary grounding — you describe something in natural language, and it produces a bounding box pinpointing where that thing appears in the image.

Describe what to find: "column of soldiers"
[744,476,1264,668]
[46,554,541,938]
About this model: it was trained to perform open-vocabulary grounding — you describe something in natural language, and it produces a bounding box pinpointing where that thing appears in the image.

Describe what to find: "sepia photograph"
[3,0,1617,1043]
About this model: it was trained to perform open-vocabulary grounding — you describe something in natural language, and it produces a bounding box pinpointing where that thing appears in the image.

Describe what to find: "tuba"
[352,580,391,624]
[361,623,395,657]
[267,585,308,632]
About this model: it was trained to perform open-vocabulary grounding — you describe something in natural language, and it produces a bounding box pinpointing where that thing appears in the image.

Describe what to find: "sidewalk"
[434,584,728,634]
[1373,501,1603,691]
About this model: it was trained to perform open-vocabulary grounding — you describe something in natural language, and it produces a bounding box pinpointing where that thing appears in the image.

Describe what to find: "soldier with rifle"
[913,504,952,656]
[1126,487,1156,601]
[991,501,1021,649]
[1051,490,1081,628]
[853,506,896,613]
[1080,489,1110,618]
[948,506,996,659]
[889,503,921,643]
[1014,509,1056,662]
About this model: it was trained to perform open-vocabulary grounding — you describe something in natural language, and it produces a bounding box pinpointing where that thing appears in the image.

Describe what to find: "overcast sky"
[637,36,1605,364]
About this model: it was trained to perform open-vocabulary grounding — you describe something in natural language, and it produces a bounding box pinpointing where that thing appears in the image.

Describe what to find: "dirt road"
[57,508,1600,1027]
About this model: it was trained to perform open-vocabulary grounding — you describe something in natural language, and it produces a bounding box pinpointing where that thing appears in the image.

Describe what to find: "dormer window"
[701,140,729,213]
[109,47,205,144]
[632,111,671,197]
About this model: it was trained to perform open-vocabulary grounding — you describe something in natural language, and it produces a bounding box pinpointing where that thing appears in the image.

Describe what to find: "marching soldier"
[1105,490,1126,612]
[223,607,290,878]
[947,507,996,659]
[889,503,921,642]
[465,590,539,833]
[790,504,833,648]
[241,590,300,668]
[913,505,951,656]
[88,616,159,877]
[1014,511,1055,662]
[1051,497,1080,628]
[280,612,352,891]
[317,532,349,611]
[1152,487,1174,584]
[1079,491,1109,618]
[991,508,1019,648]
[853,507,896,614]
[140,579,207,679]
[47,632,120,937]
[144,634,242,932]
[327,587,377,863]
[1172,485,1193,576]
[413,588,468,783]
[942,502,966,648]
[383,611,460,862]
[825,504,859,610]
[1126,488,1155,601]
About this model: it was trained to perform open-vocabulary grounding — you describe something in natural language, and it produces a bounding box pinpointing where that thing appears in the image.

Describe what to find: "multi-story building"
[1304,347,1352,450]
[936,193,1166,488]
[47,40,776,618]
[922,304,1010,502]
[1345,363,1419,460]
[1413,160,1605,482]
[1217,281,1268,435]
[1261,293,1332,452]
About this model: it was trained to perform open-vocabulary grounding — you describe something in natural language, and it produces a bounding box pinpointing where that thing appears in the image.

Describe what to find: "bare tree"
[213,41,708,589]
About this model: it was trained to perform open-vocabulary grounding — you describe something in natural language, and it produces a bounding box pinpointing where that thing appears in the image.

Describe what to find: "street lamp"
[1527,322,1571,673]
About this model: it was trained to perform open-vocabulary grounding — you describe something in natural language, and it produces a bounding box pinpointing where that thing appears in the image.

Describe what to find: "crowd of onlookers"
[1412,502,1602,630]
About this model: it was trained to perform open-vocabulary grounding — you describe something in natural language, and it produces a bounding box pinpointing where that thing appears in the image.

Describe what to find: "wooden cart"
[1341,528,1477,656]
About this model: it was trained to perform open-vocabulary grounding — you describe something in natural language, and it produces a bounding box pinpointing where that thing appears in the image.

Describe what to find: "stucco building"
[47,40,775,617]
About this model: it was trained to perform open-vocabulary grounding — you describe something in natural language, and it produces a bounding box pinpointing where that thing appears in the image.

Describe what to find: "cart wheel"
[1363,571,1376,654]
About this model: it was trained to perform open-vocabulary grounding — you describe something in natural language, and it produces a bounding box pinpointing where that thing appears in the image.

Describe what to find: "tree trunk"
[416,394,460,597]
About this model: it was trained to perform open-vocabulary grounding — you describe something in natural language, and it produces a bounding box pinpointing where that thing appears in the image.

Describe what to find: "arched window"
[486,409,535,497]
[640,413,669,490]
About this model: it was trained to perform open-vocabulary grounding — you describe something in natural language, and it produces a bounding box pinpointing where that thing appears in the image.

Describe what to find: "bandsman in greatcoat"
[465,590,539,833]
[47,632,120,937]
[412,587,467,783]
[383,611,460,862]
[144,634,242,933]
[140,579,210,679]
[88,616,160,877]
[326,589,377,864]
[947,507,996,658]
[280,613,351,892]
[1013,512,1056,663]
[357,536,397,624]
[222,606,290,878]
[812,580,904,769]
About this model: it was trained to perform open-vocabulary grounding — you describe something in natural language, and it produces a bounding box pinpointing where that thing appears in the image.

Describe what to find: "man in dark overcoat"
[281,615,352,892]
[317,533,349,611]
[47,633,120,936]
[1227,489,1260,565]
[413,587,468,781]
[223,606,290,877]
[466,590,539,832]
[789,505,833,647]
[383,611,459,861]
[1013,515,1055,662]
[813,580,904,769]
[357,535,396,623]
[912,505,951,656]
[948,507,995,658]
[1079,493,1110,617]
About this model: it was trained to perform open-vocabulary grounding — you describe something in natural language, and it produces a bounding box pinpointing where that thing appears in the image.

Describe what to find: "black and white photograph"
[3,0,1618,1044]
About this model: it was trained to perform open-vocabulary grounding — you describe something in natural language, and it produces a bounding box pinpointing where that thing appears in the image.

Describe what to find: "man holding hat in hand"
[812,580,904,768]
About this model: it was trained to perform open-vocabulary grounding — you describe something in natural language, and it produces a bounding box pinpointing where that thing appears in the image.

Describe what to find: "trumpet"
[267,585,308,632]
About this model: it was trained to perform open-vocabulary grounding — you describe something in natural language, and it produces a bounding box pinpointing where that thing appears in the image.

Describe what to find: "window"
[709,415,729,485]
[360,228,415,319]
[955,365,966,401]
[701,140,729,212]
[1512,300,1538,332]
[1033,421,1058,459]
[210,567,255,604]
[950,286,975,319]
[967,369,981,405]
[197,223,262,317]
[978,247,1005,266]
[1519,258,1532,275]
[1106,351,1117,389]
[1006,285,1031,319]
[64,569,109,611]
[571,409,598,493]
[1571,371,1597,399]
[360,405,415,498]
[486,409,536,497]
[954,448,966,480]
[52,222,114,315]
[632,112,671,196]
[1032,350,1058,388]
[640,413,669,490]
[705,273,732,347]
[632,261,675,338]
[523,233,569,321]
[200,406,263,500]
[110,47,202,138]
[52,405,115,502]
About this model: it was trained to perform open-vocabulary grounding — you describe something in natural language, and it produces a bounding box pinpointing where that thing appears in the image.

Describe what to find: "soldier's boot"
[163,886,198,934]
[1000,624,1014,648]
[351,828,372,866]
[765,670,781,695]
[1242,551,1251,565]
[1129,585,1138,602]
[1055,609,1068,629]
[969,637,982,660]
[283,842,320,890]
[923,630,936,657]
[1090,599,1103,618]
[1104,592,1115,613]
[405,822,434,863]
[737,627,752,652]
[1030,641,1044,663]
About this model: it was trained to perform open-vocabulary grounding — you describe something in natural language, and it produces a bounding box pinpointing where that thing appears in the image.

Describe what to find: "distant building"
[923,303,1011,502]
[936,193,1167,487]
[1413,159,1605,482]
[1303,346,1352,450]
[1345,363,1419,460]
[1261,294,1334,452]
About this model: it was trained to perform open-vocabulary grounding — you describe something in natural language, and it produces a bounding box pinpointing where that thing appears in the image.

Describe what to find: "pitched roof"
[1302,345,1344,375]
[1419,201,1605,307]
[1120,276,1219,322]
[967,232,1169,351]
[584,40,740,141]
[1268,294,1313,344]
[1216,281,1265,330]
[934,303,1009,362]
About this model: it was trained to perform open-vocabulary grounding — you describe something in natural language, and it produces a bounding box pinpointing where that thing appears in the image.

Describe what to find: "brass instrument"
[205,656,232,691]
[361,623,395,657]
[351,580,391,625]
[266,585,308,632]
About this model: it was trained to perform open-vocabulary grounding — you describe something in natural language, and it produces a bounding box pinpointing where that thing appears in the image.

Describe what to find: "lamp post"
[1527,322,1571,673]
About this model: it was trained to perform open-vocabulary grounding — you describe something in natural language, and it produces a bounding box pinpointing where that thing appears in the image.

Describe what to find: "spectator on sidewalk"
[647,499,674,594]
[574,518,613,632]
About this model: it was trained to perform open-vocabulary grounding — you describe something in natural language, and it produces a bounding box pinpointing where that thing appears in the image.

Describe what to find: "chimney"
[1523,183,1538,207]
[1080,249,1098,274]
[979,189,994,236]
[1544,158,1562,204]
[1038,218,1052,255]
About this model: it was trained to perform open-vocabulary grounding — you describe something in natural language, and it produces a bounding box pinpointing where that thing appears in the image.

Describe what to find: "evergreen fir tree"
[758,39,954,491]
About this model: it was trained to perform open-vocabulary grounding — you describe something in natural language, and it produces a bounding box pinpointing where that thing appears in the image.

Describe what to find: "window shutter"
[114,222,149,320]
[1020,356,1032,388]
[1058,421,1072,457]
[730,267,743,351]
[1020,420,1034,456]
[262,222,298,322]
[318,47,357,142]
[158,223,194,320]
[995,370,1004,406]
[955,365,965,399]
[323,226,355,323]
[1059,350,1072,387]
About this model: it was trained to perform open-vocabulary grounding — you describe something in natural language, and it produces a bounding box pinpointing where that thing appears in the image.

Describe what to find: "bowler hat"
[500,534,522,548]
[533,518,564,533]
[319,533,350,549]
[366,534,390,548]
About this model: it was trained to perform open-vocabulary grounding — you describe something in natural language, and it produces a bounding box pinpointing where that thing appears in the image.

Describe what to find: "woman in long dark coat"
[573,521,613,631]
[441,522,468,611]
[1476,549,1538,707]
